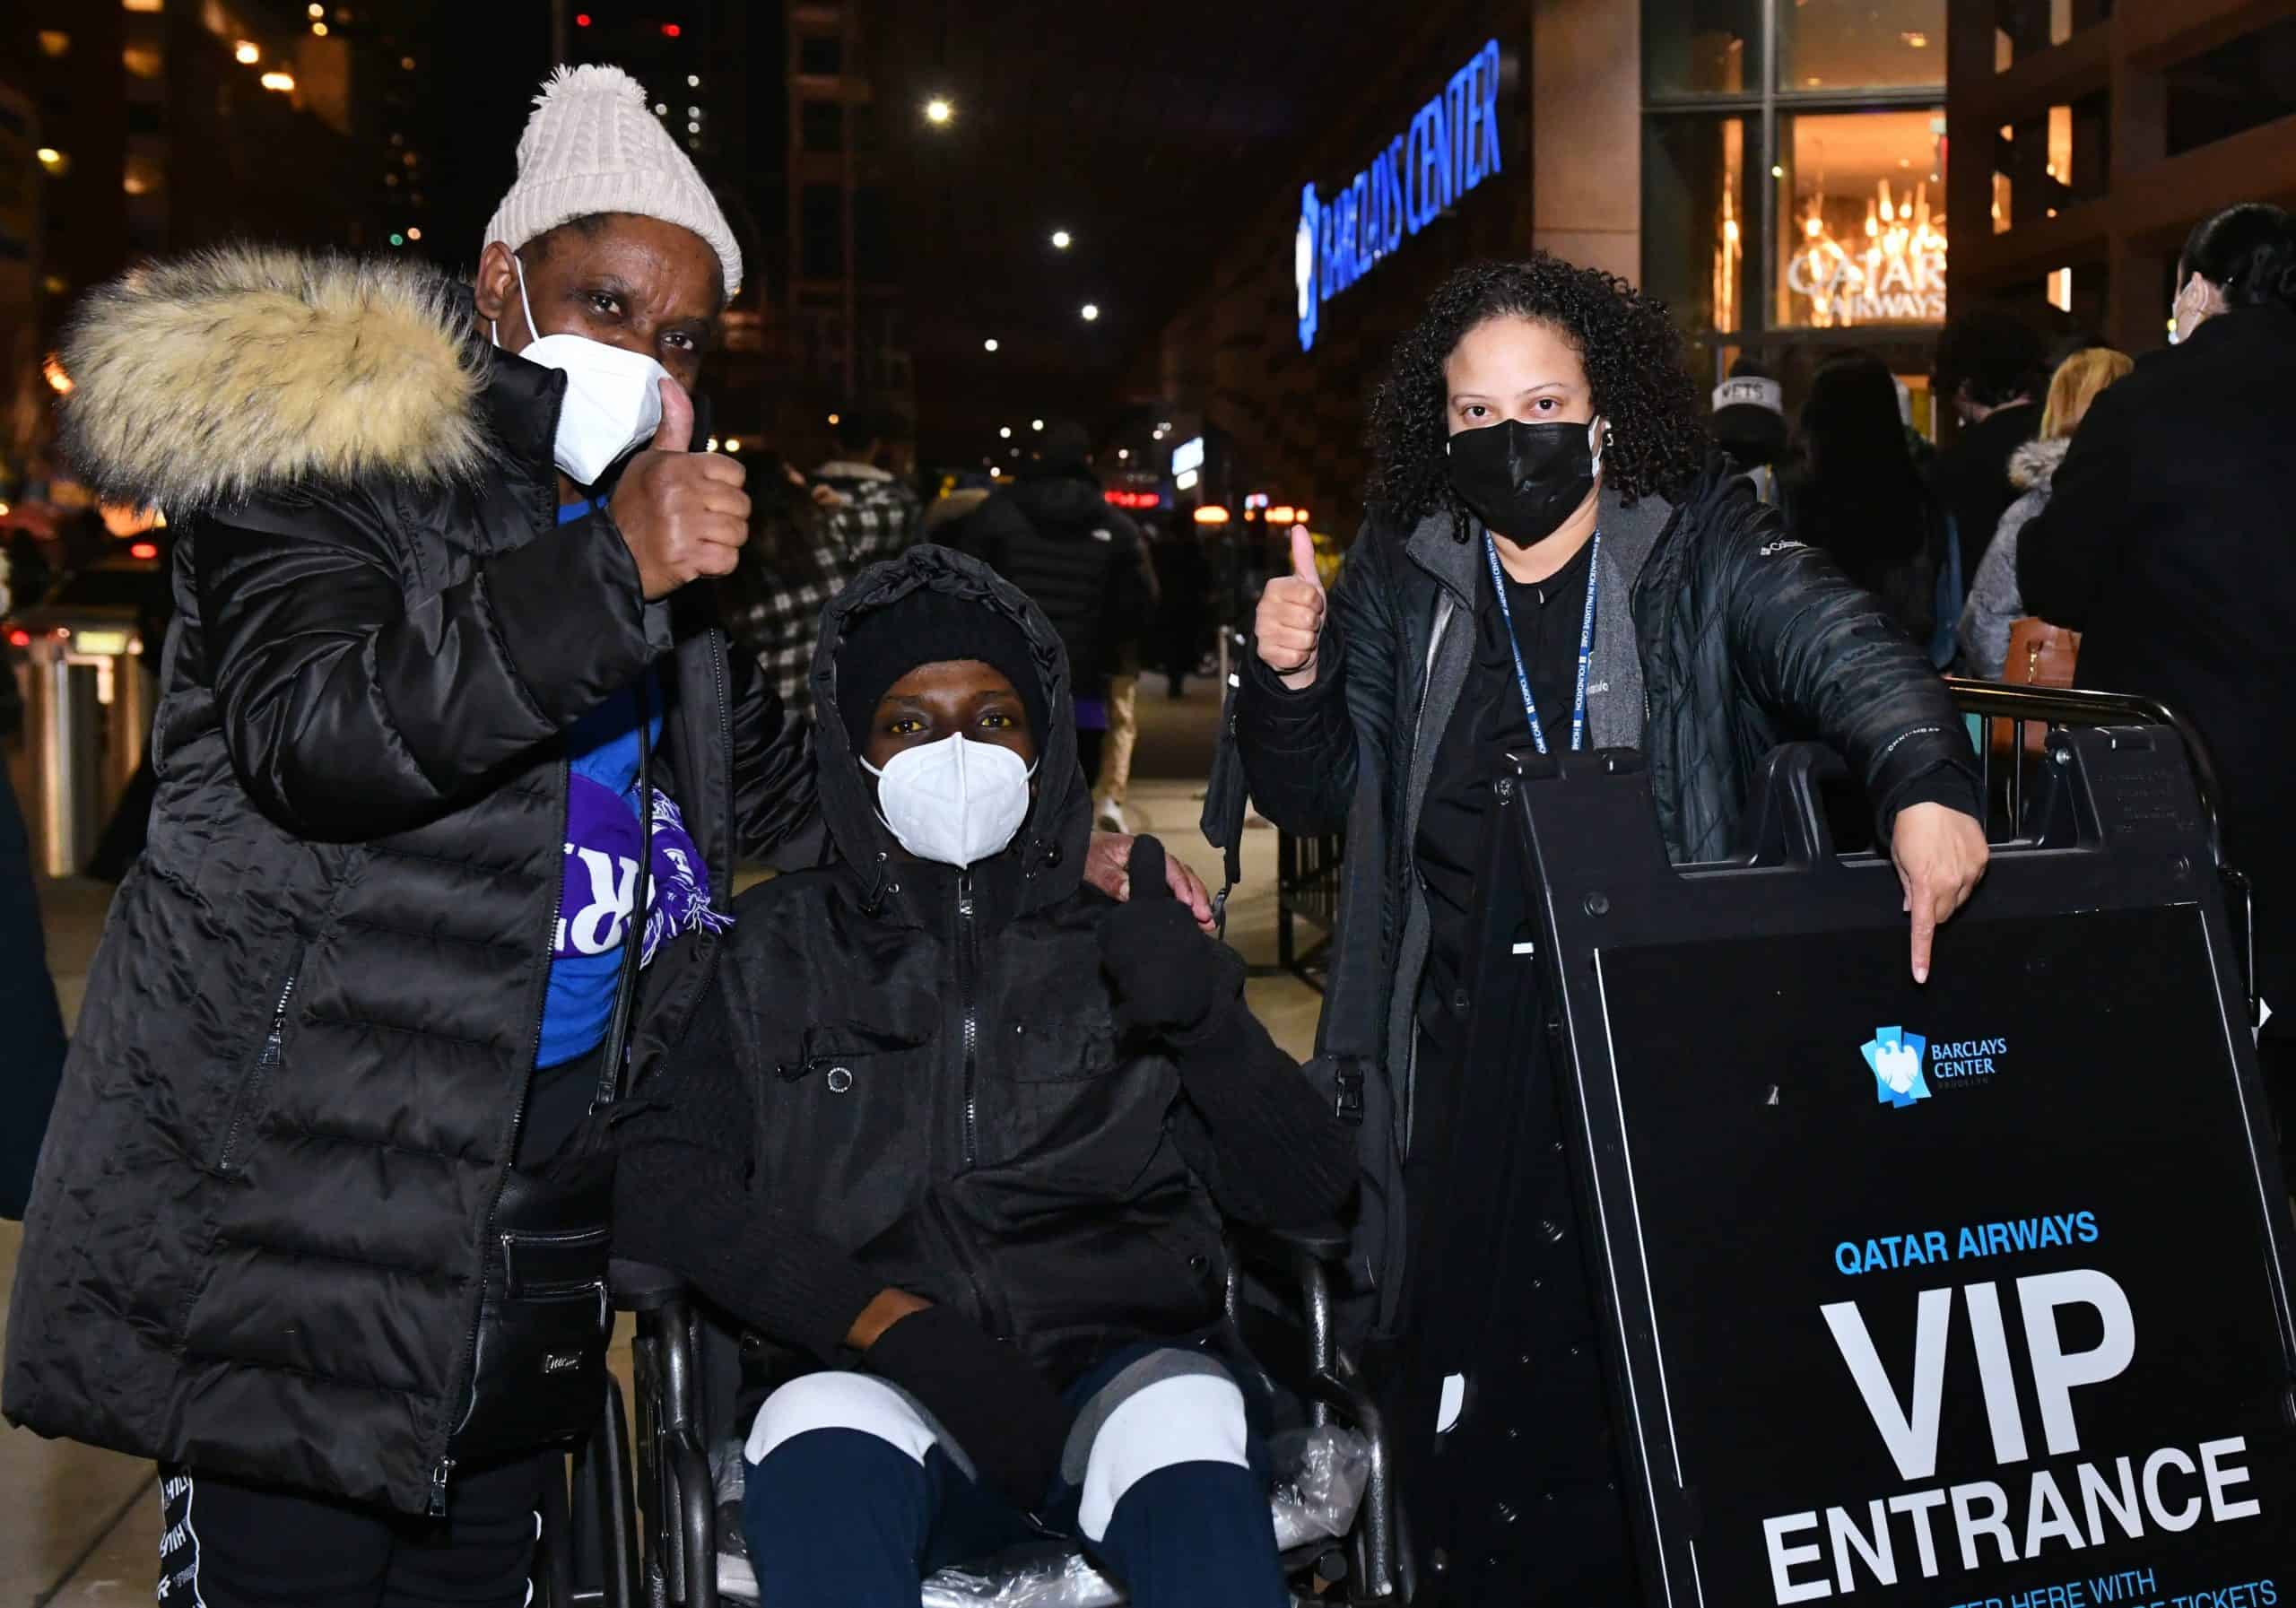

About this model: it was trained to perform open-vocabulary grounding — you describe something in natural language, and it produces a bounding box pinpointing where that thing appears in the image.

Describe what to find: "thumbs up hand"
[608,376,752,601]
[1254,526,1327,691]
[1098,836,1231,1039]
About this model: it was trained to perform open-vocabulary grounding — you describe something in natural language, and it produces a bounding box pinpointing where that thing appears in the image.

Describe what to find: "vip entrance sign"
[1295,39,1503,353]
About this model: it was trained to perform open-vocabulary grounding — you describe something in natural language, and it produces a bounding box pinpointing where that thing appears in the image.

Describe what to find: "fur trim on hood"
[57,247,489,512]
[2008,435,2070,492]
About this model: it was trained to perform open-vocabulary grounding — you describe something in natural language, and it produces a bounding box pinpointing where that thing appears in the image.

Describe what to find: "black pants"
[158,1456,550,1608]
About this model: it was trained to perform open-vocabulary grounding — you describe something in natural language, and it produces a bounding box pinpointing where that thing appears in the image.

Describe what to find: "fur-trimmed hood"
[57,247,491,512]
[2008,435,2069,491]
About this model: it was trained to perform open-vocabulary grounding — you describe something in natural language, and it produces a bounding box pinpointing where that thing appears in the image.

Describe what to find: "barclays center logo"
[1293,39,1505,353]
[1862,1027,1931,1108]
[1861,1024,2009,1108]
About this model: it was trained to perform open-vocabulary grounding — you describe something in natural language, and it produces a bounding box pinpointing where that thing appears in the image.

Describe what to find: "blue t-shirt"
[535,502,727,1068]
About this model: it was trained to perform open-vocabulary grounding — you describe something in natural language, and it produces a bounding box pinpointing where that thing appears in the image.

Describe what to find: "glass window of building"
[1645,0,1950,392]
[1645,0,1764,96]
[1775,110,1946,328]
[800,100,844,155]
[1644,116,1753,337]
[797,34,843,77]
[1778,0,1945,91]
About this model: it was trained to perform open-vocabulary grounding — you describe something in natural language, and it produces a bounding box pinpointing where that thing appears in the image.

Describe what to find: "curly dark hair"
[1366,255,1708,525]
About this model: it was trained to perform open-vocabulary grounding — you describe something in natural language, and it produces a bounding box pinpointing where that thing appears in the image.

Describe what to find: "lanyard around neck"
[1483,529,1601,757]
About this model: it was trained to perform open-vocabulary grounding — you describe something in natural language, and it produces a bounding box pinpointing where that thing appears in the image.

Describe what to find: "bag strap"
[1199,631,1248,937]
[593,677,657,1113]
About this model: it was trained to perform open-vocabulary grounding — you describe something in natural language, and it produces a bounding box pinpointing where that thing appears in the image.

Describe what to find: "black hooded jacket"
[952,471,1151,693]
[611,546,1354,1383]
[1228,465,1979,1336]
[3,248,813,1514]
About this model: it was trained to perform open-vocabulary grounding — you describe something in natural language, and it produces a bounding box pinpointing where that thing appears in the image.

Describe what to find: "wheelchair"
[537,1223,1407,1607]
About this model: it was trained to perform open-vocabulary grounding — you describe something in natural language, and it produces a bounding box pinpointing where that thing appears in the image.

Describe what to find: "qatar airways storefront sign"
[1295,39,1503,353]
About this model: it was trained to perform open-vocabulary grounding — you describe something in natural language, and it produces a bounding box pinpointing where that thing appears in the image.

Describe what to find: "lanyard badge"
[1483,530,1602,758]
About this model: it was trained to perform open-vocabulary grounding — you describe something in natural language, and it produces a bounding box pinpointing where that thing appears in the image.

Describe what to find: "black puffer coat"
[952,471,1152,693]
[613,546,1353,1385]
[3,248,813,1514]
[1231,464,1979,1330]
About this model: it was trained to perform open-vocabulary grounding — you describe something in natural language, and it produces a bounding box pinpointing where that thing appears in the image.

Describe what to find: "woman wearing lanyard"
[1233,256,1988,1602]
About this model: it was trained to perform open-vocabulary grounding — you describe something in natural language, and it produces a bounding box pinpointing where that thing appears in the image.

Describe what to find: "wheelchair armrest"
[1226,1220,1351,1275]
[608,1257,688,1314]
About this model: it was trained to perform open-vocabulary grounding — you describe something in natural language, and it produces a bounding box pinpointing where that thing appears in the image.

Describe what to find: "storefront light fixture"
[309,2,325,14]
[262,70,296,91]
[35,147,65,174]
[1175,469,1199,491]
[1192,506,1231,526]
[235,40,261,64]
[45,355,74,395]
[314,22,330,37]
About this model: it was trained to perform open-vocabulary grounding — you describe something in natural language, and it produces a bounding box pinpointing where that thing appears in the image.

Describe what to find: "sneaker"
[1094,800,1127,834]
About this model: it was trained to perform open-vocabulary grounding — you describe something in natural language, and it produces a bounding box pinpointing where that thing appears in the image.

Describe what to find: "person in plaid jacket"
[725,416,925,717]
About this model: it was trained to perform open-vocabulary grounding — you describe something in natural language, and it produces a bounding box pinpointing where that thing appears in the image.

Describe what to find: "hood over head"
[56,247,491,513]
[809,543,1088,925]
[2008,435,2070,491]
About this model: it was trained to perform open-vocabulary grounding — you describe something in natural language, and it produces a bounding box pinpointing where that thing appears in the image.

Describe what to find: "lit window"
[38,30,70,56]
[1775,109,1948,329]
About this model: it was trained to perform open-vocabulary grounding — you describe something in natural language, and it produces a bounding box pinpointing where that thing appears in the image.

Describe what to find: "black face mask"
[1446,418,1601,544]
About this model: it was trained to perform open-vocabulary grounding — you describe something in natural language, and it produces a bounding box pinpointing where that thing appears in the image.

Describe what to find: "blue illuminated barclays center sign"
[1296,39,1505,353]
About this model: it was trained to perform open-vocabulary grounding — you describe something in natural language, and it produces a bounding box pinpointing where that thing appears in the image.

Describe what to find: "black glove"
[1098,836,1229,1039]
[864,1305,1072,1515]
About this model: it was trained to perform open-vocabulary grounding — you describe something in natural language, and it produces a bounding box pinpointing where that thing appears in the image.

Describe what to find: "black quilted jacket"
[1233,463,1978,1322]
[3,249,813,1515]
[949,472,1152,693]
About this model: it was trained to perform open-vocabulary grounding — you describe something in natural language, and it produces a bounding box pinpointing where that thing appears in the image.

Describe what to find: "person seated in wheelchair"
[613,543,1356,1607]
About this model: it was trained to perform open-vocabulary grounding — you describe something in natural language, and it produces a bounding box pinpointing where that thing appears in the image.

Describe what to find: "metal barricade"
[21,627,149,878]
[1945,675,2253,1020]
[1274,829,1344,990]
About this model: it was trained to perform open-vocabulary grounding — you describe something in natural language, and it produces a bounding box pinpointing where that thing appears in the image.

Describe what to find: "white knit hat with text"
[481,65,743,298]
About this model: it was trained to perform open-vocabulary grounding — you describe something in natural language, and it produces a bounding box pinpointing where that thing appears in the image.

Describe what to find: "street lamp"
[983,337,999,352]
[1050,230,1072,249]
[923,97,953,126]
[1080,303,1100,322]
[1031,419,1044,431]
[999,426,1013,439]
